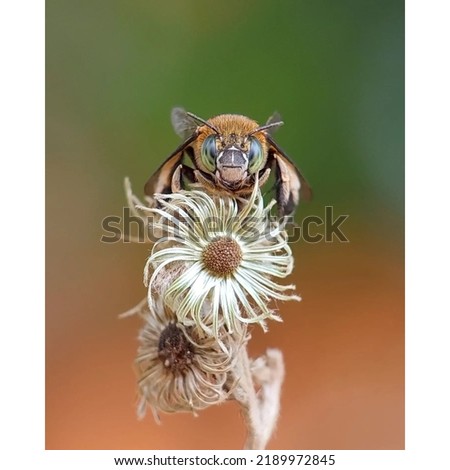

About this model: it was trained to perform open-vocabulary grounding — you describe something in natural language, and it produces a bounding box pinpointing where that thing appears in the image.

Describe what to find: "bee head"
[172,111,283,189]
[145,108,308,216]
[201,134,268,189]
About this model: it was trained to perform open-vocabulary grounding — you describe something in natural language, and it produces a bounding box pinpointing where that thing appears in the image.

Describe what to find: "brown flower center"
[158,323,194,373]
[202,236,243,276]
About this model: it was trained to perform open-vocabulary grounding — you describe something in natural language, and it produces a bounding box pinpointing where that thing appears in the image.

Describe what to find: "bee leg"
[171,164,197,192]
[181,165,196,185]
[171,164,183,192]
[274,155,299,216]
[193,170,218,192]
[258,168,271,187]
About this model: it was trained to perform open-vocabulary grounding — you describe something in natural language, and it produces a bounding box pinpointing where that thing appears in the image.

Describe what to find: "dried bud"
[136,300,239,419]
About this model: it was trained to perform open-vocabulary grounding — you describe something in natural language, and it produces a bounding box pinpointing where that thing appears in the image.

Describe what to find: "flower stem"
[232,346,285,450]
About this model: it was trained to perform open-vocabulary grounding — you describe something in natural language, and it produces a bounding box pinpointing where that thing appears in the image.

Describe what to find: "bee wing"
[265,112,283,136]
[144,133,198,196]
[266,135,312,215]
[171,107,199,139]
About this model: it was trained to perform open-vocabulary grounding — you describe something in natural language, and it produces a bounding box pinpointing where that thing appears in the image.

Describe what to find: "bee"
[144,107,311,215]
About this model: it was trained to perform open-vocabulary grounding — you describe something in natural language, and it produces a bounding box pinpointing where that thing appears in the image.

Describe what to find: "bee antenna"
[186,112,220,134]
[249,121,284,135]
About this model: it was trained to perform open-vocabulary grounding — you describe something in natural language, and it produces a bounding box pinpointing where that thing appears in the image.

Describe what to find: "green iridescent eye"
[201,135,217,172]
[248,137,264,173]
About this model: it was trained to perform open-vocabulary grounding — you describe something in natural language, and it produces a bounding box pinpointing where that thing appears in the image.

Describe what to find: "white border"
[0,0,46,465]
[406,0,450,464]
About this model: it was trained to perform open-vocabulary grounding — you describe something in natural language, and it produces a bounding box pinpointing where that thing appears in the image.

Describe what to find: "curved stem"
[231,346,285,450]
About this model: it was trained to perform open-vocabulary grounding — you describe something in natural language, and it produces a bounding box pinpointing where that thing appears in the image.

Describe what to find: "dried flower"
[122,176,295,449]
[136,299,239,419]
[141,183,300,337]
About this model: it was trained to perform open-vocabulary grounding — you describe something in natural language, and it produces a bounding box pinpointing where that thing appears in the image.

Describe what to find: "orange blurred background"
[46,0,404,449]
[46,224,403,449]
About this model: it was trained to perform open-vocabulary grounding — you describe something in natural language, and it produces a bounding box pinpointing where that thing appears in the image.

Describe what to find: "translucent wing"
[144,132,198,196]
[171,107,199,139]
[266,135,312,215]
[265,112,283,136]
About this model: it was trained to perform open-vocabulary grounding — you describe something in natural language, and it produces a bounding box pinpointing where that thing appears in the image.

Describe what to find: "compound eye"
[248,137,264,173]
[200,135,217,172]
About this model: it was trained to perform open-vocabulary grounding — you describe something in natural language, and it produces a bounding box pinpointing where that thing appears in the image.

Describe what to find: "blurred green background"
[46,0,404,449]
